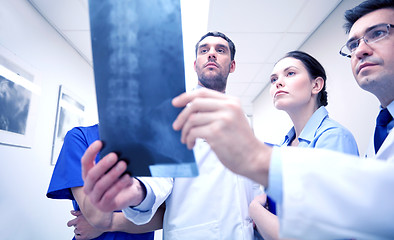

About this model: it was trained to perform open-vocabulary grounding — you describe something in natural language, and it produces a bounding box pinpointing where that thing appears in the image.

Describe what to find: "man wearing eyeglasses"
[171,0,394,238]
[340,1,394,159]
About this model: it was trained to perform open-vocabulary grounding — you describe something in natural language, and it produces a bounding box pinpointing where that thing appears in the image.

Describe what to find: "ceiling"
[27,0,342,115]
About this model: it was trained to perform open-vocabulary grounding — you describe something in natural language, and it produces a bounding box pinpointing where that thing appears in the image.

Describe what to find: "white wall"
[253,0,378,155]
[0,0,97,239]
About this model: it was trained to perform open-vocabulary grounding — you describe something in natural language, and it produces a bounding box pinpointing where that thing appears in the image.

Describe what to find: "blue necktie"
[374,108,392,153]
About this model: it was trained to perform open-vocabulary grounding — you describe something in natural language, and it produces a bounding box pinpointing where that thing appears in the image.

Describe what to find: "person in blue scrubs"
[248,51,359,240]
[47,124,163,240]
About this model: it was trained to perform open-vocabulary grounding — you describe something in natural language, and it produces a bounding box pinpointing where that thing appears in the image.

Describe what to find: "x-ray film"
[89,0,198,177]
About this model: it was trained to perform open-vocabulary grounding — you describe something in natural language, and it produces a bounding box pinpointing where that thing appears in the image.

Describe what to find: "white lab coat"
[276,128,394,239]
[124,138,262,240]
[365,126,394,162]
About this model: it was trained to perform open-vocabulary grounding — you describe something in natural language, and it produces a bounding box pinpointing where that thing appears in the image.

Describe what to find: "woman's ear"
[311,77,324,95]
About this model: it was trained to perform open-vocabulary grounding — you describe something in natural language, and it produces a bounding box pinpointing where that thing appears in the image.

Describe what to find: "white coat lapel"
[375,130,394,162]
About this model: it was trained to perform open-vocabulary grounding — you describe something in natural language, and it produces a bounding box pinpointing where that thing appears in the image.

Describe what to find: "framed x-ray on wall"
[0,45,40,149]
[51,85,85,165]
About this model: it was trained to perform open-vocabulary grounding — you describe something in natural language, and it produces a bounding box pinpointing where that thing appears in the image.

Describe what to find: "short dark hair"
[343,0,394,33]
[195,31,236,61]
[283,51,328,107]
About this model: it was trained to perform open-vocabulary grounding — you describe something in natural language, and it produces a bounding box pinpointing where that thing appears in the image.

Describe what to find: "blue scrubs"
[47,124,154,240]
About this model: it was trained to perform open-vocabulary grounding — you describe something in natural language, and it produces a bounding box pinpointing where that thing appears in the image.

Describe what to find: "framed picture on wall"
[51,85,85,165]
[0,46,40,149]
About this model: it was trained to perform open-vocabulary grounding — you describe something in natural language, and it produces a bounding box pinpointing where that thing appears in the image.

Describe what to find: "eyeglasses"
[339,23,394,58]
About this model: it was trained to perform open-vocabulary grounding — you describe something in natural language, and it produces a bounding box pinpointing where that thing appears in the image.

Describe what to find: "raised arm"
[172,88,272,186]
[81,140,146,212]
